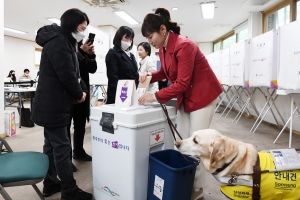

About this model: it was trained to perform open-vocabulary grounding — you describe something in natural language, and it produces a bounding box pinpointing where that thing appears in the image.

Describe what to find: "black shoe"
[61,188,93,200]
[43,181,61,197]
[72,163,77,172]
[73,153,92,161]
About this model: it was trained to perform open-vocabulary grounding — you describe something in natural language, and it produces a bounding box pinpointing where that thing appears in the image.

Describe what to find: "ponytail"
[141,8,180,37]
[155,8,180,34]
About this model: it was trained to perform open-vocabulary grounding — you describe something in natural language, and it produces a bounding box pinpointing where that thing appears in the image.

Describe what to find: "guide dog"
[175,129,300,200]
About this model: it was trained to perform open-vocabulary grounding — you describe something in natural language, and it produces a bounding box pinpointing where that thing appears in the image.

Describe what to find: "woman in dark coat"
[31,8,92,200]
[68,38,97,163]
[105,26,139,104]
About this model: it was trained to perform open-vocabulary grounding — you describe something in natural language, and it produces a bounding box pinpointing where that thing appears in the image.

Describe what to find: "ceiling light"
[172,7,179,10]
[114,11,139,25]
[47,18,61,25]
[200,1,215,19]
[4,27,27,34]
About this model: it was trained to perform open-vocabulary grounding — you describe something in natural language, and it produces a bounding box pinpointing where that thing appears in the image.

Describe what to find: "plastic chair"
[0,137,49,200]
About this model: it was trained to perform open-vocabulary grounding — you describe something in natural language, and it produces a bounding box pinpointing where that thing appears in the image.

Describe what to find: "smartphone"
[88,33,96,44]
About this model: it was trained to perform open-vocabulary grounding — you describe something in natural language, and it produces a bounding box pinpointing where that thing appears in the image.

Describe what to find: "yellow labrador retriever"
[175,129,300,200]
[175,129,257,178]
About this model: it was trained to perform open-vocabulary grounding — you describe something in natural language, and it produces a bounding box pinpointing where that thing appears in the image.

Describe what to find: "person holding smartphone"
[67,33,97,165]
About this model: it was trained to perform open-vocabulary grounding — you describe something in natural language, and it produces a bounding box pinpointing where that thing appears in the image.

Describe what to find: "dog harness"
[219,152,300,200]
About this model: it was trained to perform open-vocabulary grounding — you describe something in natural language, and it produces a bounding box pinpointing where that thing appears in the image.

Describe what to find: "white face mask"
[72,30,86,43]
[121,40,132,50]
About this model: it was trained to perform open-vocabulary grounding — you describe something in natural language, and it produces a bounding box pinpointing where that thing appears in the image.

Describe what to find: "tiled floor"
[2,104,300,200]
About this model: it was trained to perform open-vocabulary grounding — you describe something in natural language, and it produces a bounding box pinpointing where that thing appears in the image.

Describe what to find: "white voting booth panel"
[90,105,175,200]
[221,48,231,85]
[249,29,279,88]
[206,51,222,83]
[85,25,110,85]
[229,40,250,87]
[278,20,300,90]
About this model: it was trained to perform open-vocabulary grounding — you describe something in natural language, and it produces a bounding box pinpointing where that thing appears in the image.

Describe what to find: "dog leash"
[156,95,183,141]
[155,94,199,165]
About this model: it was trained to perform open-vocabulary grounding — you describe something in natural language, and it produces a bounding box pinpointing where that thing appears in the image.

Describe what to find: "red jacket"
[151,32,222,112]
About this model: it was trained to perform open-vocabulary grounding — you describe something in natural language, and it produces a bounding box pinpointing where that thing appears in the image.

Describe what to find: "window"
[237,28,248,42]
[266,5,290,31]
[263,0,300,32]
[297,0,300,20]
[212,30,235,52]
[214,42,221,52]
[223,35,236,49]
[35,48,42,67]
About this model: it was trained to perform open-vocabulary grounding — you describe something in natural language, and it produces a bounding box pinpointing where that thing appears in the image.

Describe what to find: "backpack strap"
[252,154,261,200]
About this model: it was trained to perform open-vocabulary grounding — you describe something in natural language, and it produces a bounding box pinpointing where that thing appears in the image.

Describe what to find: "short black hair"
[113,26,135,50]
[137,42,151,56]
[24,69,30,73]
[60,8,89,33]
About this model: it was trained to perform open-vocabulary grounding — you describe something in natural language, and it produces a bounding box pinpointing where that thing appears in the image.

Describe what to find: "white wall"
[1,1,4,134]
[248,12,263,38]
[4,36,39,80]
[197,42,213,55]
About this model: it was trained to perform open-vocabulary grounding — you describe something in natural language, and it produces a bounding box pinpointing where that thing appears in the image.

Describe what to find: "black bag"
[18,105,35,127]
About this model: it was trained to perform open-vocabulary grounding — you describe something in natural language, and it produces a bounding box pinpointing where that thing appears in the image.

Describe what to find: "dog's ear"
[210,137,225,166]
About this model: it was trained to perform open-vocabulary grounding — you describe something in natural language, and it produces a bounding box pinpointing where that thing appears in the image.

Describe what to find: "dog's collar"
[212,154,237,175]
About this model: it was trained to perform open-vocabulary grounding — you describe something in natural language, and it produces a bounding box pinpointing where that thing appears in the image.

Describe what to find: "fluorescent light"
[172,7,179,11]
[200,1,215,19]
[4,27,27,34]
[47,18,61,25]
[114,11,139,25]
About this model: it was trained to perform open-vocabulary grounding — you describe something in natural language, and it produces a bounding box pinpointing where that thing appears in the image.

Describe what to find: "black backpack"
[18,104,35,127]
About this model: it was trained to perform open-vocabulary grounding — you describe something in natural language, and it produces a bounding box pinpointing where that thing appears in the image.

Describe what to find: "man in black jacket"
[31,9,92,200]
[67,38,97,163]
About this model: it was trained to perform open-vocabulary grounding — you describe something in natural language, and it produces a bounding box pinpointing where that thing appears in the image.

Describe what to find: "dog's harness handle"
[252,154,261,200]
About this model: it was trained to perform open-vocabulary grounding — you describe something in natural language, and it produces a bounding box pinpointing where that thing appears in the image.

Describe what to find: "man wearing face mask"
[105,26,139,104]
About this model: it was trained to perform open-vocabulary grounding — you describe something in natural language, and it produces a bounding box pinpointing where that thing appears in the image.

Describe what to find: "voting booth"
[221,48,231,85]
[278,20,300,90]
[229,39,250,87]
[249,29,279,89]
[90,80,176,200]
[206,51,223,84]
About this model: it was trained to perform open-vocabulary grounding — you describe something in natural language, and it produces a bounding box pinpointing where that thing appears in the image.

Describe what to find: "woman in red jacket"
[139,8,222,200]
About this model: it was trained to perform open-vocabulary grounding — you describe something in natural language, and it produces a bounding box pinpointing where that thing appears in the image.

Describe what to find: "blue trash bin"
[147,149,199,200]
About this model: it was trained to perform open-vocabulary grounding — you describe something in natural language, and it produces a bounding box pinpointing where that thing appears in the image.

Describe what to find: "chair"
[0,137,49,200]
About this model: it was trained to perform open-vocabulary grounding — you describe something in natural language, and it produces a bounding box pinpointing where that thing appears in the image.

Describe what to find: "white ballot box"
[90,104,176,200]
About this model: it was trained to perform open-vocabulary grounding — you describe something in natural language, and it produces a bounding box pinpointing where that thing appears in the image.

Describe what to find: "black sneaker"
[73,153,92,161]
[61,188,93,200]
[43,181,61,197]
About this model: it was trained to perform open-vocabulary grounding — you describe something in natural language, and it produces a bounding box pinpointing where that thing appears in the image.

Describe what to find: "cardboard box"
[4,110,16,137]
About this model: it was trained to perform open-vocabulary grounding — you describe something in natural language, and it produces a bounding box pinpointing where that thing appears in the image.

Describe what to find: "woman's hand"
[138,93,156,104]
[139,72,151,83]
[80,38,94,55]
[74,92,87,104]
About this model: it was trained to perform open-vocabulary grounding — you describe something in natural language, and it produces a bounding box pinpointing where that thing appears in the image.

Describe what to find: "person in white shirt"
[137,42,158,94]
[19,69,32,80]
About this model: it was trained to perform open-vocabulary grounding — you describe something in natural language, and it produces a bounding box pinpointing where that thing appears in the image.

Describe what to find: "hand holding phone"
[88,33,96,45]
